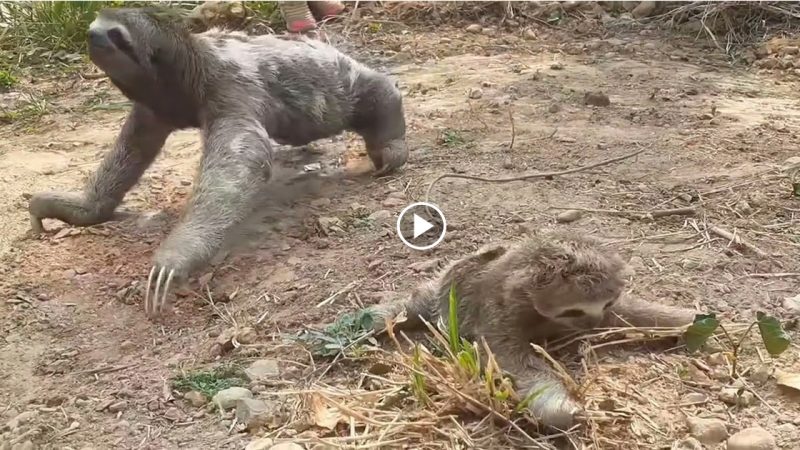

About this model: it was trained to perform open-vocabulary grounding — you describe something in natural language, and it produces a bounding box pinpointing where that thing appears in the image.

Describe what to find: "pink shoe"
[280,2,317,33]
[309,1,345,21]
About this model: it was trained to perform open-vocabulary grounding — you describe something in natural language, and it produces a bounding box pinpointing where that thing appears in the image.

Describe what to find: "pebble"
[632,0,657,18]
[212,387,253,410]
[381,198,404,208]
[556,210,583,223]
[245,438,275,450]
[119,340,135,351]
[408,259,441,273]
[686,416,729,445]
[184,391,207,407]
[235,327,258,345]
[268,444,304,450]
[750,364,773,384]
[727,427,777,450]
[244,359,280,382]
[671,437,703,450]
[465,24,482,34]
[783,294,800,315]
[468,88,483,99]
[310,198,331,208]
[107,401,128,413]
[681,392,707,404]
[523,28,536,40]
[235,398,277,430]
[583,91,611,107]
[719,387,755,407]
[367,210,392,224]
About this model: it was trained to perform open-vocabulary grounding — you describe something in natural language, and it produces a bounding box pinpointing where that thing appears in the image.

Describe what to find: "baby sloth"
[27,7,408,317]
[365,231,697,431]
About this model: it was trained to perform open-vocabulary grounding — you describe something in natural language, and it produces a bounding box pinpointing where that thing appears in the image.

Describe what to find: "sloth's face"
[534,277,624,331]
[87,8,183,87]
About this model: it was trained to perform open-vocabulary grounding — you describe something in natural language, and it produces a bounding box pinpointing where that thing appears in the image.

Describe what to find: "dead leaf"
[775,369,800,393]
[307,393,342,430]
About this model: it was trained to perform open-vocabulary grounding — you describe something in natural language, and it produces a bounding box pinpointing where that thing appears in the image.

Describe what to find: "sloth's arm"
[29,104,173,228]
[603,295,697,328]
[153,115,273,275]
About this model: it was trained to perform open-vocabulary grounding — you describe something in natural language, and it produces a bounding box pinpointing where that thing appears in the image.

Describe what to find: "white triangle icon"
[412,214,434,239]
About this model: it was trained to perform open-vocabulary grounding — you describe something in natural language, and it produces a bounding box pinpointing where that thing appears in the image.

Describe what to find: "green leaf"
[756,312,791,356]
[684,313,720,352]
[447,282,461,354]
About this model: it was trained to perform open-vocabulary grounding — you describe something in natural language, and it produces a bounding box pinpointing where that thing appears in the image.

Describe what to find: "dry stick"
[424,146,649,207]
[745,272,800,279]
[707,225,769,258]
[549,206,697,220]
[507,109,516,152]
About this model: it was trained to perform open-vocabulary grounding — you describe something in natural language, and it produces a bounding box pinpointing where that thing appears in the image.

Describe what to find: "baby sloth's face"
[535,280,624,331]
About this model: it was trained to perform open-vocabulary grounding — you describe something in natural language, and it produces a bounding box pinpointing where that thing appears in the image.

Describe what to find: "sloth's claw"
[144,265,176,317]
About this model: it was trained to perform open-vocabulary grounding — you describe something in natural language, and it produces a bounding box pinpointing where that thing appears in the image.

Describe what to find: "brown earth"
[1,13,800,450]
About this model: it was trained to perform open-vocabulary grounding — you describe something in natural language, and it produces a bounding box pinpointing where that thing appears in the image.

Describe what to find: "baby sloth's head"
[514,232,628,331]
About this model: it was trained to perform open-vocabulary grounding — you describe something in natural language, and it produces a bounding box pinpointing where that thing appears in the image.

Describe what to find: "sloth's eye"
[557,309,585,318]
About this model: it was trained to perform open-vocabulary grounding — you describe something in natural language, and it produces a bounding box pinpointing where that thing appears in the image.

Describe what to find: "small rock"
[681,392,707,404]
[310,198,331,208]
[245,359,280,382]
[468,88,483,99]
[556,210,583,223]
[548,102,562,113]
[245,438,275,450]
[317,216,346,234]
[583,91,611,107]
[408,259,441,273]
[107,401,128,413]
[381,198,404,208]
[235,398,276,430]
[550,62,564,70]
[523,29,536,40]
[6,411,37,430]
[163,407,182,422]
[750,364,773,384]
[783,294,800,315]
[268,444,304,450]
[266,266,297,285]
[303,163,321,172]
[368,210,392,224]
[465,24,482,34]
[681,258,702,270]
[707,352,727,366]
[686,416,729,445]
[699,112,714,120]
[119,340,135,351]
[719,387,755,407]
[671,437,703,450]
[632,1,657,18]
[727,427,777,450]
[212,387,253,410]
[735,200,753,215]
[12,442,35,450]
[184,391,207,407]
[235,327,258,345]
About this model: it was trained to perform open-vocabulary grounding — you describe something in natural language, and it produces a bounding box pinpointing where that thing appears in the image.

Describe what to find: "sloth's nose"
[88,29,112,49]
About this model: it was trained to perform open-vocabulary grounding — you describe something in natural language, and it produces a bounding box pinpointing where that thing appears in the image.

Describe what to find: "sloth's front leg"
[144,116,274,317]
[29,104,172,233]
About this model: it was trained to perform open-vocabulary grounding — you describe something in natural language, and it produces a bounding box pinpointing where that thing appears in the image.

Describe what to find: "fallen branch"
[745,272,800,279]
[707,225,770,259]
[550,206,697,220]
[425,145,649,207]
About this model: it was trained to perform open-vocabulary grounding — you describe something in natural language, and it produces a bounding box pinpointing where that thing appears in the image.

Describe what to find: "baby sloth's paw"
[526,385,584,431]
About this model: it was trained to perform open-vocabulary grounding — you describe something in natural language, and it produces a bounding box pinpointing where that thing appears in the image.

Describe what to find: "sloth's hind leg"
[349,71,408,176]
[29,105,172,233]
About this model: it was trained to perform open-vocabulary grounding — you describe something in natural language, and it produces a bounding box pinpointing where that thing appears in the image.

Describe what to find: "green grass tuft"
[171,364,247,399]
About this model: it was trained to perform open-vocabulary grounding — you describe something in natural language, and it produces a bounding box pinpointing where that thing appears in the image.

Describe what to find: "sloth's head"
[87,7,191,87]
[513,233,628,331]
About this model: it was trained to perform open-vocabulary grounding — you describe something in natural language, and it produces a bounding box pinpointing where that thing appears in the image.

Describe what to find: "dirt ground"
[2,10,800,450]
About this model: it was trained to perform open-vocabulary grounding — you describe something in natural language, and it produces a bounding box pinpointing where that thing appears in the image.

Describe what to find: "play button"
[397,202,447,251]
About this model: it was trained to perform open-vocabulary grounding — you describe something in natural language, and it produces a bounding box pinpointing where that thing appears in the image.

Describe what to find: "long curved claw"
[144,266,177,318]
[145,266,157,315]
